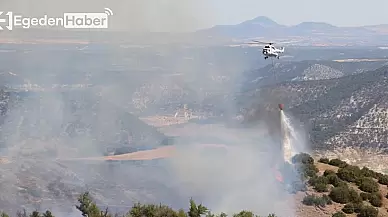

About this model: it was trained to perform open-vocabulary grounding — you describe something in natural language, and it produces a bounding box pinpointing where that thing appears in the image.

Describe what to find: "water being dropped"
[280,110,297,163]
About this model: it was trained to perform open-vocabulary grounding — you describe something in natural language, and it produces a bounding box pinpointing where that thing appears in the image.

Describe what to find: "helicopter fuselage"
[262,45,284,59]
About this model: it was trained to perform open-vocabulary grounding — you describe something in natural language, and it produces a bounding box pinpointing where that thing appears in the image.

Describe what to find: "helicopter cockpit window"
[264,46,270,48]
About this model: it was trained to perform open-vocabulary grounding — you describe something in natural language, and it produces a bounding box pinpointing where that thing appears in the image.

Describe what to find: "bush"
[309,176,328,185]
[302,194,331,207]
[357,206,378,217]
[328,159,348,168]
[349,188,363,203]
[323,170,336,176]
[329,186,351,204]
[314,182,328,192]
[337,166,361,182]
[378,175,388,185]
[308,176,328,192]
[360,167,377,178]
[292,153,314,165]
[297,163,319,178]
[369,193,382,207]
[360,192,370,200]
[342,203,354,214]
[329,185,361,204]
[326,174,342,187]
[332,212,346,217]
[302,195,315,206]
[352,203,364,213]
[318,158,330,164]
[358,178,379,193]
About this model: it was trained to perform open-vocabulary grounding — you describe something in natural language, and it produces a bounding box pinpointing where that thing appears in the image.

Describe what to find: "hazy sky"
[1,0,388,32]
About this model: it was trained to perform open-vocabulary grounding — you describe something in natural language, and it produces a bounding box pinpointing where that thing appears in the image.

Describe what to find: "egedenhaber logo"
[0,8,113,31]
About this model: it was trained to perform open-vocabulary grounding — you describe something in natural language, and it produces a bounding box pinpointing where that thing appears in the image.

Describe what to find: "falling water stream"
[280,110,296,164]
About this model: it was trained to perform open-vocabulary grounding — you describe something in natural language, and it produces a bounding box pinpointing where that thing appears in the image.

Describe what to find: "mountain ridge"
[196,16,388,44]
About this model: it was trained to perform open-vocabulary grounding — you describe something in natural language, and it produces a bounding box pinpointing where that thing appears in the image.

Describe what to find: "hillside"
[0,90,175,214]
[0,90,168,154]
[242,60,388,90]
[240,65,388,152]
[1,153,388,217]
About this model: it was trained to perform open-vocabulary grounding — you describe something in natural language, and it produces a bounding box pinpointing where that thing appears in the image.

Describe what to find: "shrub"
[323,170,336,176]
[378,175,388,185]
[357,206,378,217]
[329,185,361,204]
[337,165,361,182]
[360,167,377,178]
[292,153,314,165]
[342,203,354,214]
[322,194,333,205]
[329,186,351,204]
[332,212,346,217]
[349,188,362,203]
[328,159,348,168]
[302,195,315,206]
[309,176,328,185]
[297,163,318,178]
[352,203,364,213]
[308,176,328,192]
[358,178,379,193]
[314,182,328,192]
[318,158,330,164]
[360,192,371,200]
[302,194,331,207]
[369,193,382,207]
[326,174,342,187]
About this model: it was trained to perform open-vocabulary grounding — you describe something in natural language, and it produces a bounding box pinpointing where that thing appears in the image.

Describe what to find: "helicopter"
[246,40,286,60]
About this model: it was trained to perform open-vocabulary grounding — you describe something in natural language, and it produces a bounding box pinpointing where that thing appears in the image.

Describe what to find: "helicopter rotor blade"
[252,40,274,44]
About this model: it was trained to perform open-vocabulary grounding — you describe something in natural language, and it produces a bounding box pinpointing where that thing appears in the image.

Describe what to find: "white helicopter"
[246,40,285,60]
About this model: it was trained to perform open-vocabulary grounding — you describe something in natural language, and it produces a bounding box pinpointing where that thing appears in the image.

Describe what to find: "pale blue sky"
[206,0,388,27]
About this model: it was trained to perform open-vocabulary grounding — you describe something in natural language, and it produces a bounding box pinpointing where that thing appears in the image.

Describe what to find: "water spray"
[279,104,293,164]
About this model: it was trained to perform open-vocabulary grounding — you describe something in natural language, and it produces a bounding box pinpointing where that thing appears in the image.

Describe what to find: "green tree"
[232,211,255,217]
[42,211,55,217]
[0,213,9,217]
[30,211,41,217]
[188,198,208,217]
[75,192,102,217]
[178,209,187,217]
